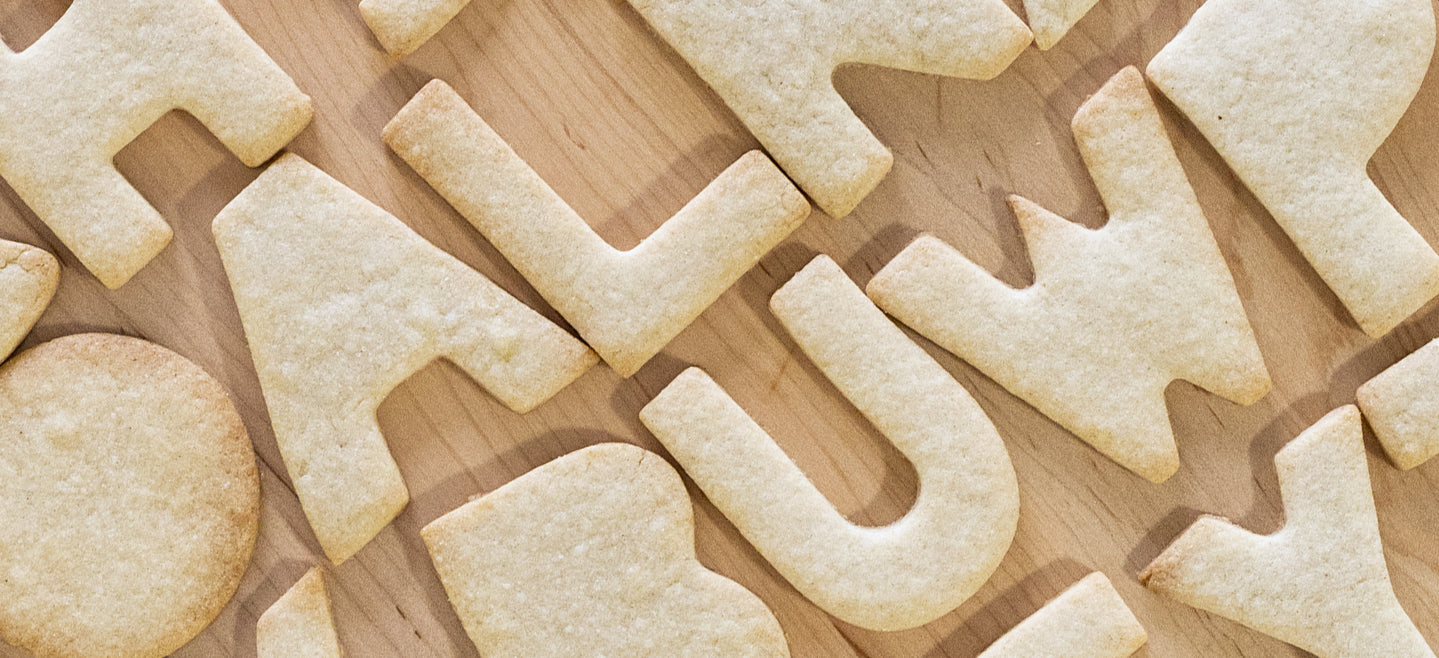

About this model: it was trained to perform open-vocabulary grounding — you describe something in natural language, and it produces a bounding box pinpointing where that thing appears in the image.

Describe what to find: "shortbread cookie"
[640,256,1018,631]
[385,81,810,377]
[359,0,469,55]
[257,567,342,658]
[0,0,312,289]
[0,240,59,360]
[1358,339,1439,469]
[867,67,1269,483]
[1024,0,1102,49]
[0,334,260,658]
[1147,0,1438,337]
[422,443,788,657]
[1141,406,1435,657]
[978,573,1146,658]
[214,154,596,564]
[625,0,1031,217]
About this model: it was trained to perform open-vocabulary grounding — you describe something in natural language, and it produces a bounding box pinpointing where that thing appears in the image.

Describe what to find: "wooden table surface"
[3,0,1439,655]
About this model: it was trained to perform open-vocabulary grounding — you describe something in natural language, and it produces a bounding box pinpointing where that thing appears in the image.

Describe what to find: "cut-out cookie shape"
[258,567,342,658]
[977,573,1147,658]
[640,255,1019,631]
[1359,339,1439,469]
[1024,0,1102,50]
[1141,406,1435,657]
[625,0,1032,218]
[0,334,260,658]
[1147,0,1439,337]
[866,67,1270,483]
[0,240,59,361]
[360,0,469,55]
[214,154,596,564]
[0,0,313,289]
[422,443,789,657]
[385,81,811,377]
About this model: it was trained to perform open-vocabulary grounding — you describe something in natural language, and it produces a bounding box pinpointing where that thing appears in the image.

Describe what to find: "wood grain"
[1,0,1437,655]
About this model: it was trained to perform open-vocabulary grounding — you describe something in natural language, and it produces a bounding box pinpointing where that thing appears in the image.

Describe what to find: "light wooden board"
[1,0,1437,655]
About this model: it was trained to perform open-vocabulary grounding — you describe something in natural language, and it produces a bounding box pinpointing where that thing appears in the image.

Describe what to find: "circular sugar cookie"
[0,334,260,658]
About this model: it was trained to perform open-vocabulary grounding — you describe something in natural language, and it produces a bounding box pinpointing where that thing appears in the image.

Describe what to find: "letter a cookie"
[625,0,1032,217]
[1147,0,1439,337]
[214,155,596,564]
[641,256,1018,631]
[867,67,1270,483]
[423,443,788,657]
[385,80,810,377]
[0,0,312,289]
[1141,406,1435,657]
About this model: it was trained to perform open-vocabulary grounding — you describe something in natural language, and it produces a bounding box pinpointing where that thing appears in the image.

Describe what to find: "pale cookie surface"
[257,567,342,658]
[867,67,1270,483]
[0,0,312,289]
[1358,339,1439,469]
[977,573,1147,658]
[359,0,470,55]
[422,443,788,657]
[640,255,1019,631]
[0,240,58,361]
[214,154,596,564]
[1147,0,1438,337]
[384,80,810,377]
[625,0,1031,217]
[1023,0,1102,49]
[1141,406,1435,657]
[0,334,260,658]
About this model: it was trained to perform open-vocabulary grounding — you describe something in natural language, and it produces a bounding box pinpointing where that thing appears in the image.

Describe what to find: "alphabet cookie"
[1358,339,1439,469]
[1141,406,1434,657]
[0,334,260,658]
[359,0,469,55]
[867,67,1270,483]
[0,240,59,361]
[640,256,1019,631]
[422,443,788,657]
[978,573,1146,658]
[1023,0,1102,49]
[1147,0,1439,337]
[384,80,810,377]
[257,567,342,658]
[0,0,312,288]
[625,0,1031,217]
[213,154,596,564]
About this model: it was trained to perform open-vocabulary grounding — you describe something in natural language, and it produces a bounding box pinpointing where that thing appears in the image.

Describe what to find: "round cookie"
[0,334,260,658]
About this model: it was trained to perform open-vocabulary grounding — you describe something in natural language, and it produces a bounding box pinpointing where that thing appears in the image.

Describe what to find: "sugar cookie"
[0,240,58,361]
[640,255,1018,631]
[359,0,469,55]
[1141,406,1434,657]
[214,154,596,564]
[422,443,789,657]
[0,0,312,289]
[1024,0,1102,50]
[384,80,810,377]
[1358,339,1439,469]
[978,573,1146,658]
[257,567,342,658]
[625,0,1031,217]
[0,334,259,658]
[1147,0,1439,337]
[867,67,1269,483]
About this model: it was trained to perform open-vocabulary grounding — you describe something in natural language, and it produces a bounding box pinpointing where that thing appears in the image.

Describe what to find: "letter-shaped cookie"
[1358,339,1439,470]
[866,67,1269,483]
[0,240,58,361]
[359,0,469,55]
[257,567,341,658]
[214,154,596,564]
[0,0,312,289]
[1141,406,1435,657]
[977,573,1147,658]
[640,255,1019,631]
[384,80,811,377]
[1147,0,1439,337]
[1024,0,1102,50]
[422,443,789,657]
[625,0,1032,217]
